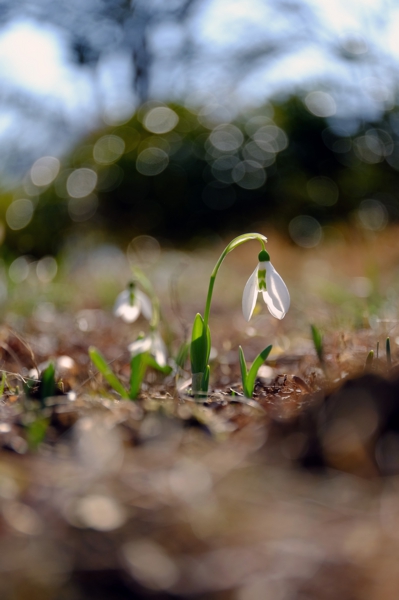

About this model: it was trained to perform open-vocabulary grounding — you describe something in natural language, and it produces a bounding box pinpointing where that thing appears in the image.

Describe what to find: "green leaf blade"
[190,313,209,374]
[129,352,147,400]
[145,354,173,375]
[238,346,248,396]
[246,344,273,398]
[311,324,324,363]
[190,313,204,372]
[41,362,56,400]
[89,346,129,398]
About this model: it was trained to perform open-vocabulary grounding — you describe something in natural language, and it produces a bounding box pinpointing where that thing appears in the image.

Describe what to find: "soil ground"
[0,225,399,599]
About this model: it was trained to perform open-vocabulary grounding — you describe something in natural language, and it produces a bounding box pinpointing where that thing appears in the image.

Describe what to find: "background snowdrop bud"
[128,332,168,367]
[113,283,152,323]
[128,335,152,356]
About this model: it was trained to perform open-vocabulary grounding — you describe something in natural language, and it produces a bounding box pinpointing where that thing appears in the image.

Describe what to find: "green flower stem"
[203,233,267,329]
[131,266,160,331]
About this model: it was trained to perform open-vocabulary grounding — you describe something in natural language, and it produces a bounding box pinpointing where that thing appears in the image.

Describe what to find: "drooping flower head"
[114,281,152,323]
[242,249,290,321]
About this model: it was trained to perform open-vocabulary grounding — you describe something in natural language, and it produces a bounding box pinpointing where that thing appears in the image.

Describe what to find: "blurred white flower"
[128,331,168,367]
[114,283,152,323]
[242,250,290,321]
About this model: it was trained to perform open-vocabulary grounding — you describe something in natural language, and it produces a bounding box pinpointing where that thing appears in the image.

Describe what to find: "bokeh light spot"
[232,160,266,189]
[36,256,58,283]
[209,124,244,152]
[123,539,179,590]
[6,199,34,230]
[253,125,287,152]
[289,215,322,248]
[127,235,161,267]
[307,176,338,206]
[75,495,126,531]
[67,168,97,198]
[244,113,274,136]
[358,199,388,231]
[9,256,30,283]
[211,155,240,183]
[68,194,98,222]
[143,106,179,134]
[242,141,276,167]
[30,156,60,186]
[354,133,386,163]
[136,148,169,176]
[93,135,125,164]
[305,91,336,117]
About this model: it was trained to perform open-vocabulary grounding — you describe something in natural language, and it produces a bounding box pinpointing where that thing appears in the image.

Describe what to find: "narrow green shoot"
[376,341,379,360]
[386,337,392,368]
[366,349,374,368]
[129,352,147,400]
[89,346,129,398]
[41,362,56,399]
[311,324,324,364]
[239,344,272,398]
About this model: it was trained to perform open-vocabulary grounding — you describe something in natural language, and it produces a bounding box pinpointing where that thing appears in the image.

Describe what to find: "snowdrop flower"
[128,331,168,367]
[114,282,152,323]
[242,250,290,321]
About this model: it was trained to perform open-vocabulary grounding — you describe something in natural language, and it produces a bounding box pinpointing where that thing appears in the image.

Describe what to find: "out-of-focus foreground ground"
[0,226,398,599]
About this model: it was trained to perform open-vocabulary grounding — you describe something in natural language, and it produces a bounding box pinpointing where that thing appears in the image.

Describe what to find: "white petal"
[115,303,140,323]
[151,333,168,367]
[136,289,152,321]
[128,336,152,356]
[114,289,140,323]
[242,265,259,321]
[263,262,290,319]
[113,289,129,312]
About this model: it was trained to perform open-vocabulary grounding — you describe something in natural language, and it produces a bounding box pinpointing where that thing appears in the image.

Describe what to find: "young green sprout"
[190,233,289,396]
[239,344,272,399]
[366,349,374,369]
[310,324,324,365]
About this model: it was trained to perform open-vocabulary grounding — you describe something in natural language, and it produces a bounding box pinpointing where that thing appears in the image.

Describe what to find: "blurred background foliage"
[0,0,398,257]
[2,96,399,256]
